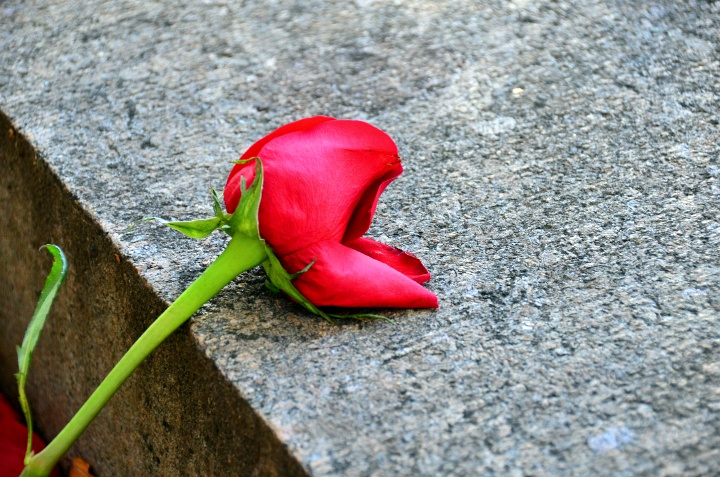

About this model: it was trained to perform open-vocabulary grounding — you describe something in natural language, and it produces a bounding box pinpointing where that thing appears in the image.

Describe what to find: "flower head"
[225,117,438,309]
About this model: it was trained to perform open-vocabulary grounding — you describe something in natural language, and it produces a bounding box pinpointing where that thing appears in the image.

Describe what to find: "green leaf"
[130,159,262,241]
[227,157,264,241]
[135,216,223,239]
[16,244,68,463]
[16,245,68,377]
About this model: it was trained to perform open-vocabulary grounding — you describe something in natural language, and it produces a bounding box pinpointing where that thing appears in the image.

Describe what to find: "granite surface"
[1,0,719,475]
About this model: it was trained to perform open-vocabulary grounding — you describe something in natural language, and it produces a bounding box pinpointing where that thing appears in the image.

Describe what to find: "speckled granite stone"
[1,0,719,475]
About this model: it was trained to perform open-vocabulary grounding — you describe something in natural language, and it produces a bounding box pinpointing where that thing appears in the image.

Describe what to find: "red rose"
[224,117,438,309]
[0,393,60,477]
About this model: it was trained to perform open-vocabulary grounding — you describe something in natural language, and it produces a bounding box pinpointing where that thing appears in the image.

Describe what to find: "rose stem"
[21,235,267,477]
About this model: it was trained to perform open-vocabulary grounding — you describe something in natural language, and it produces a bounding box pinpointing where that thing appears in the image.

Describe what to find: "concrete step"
[1,0,719,475]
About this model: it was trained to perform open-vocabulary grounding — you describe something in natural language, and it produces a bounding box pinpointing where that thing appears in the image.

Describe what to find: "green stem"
[18,373,33,465]
[21,236,267,477]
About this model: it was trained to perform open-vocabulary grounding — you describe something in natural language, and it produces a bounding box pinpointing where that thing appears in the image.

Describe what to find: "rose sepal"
[262,247,393,324]
[131,215,228,239]
[261,247,334,322]
[133,158,264,240]
[226,158,264,241]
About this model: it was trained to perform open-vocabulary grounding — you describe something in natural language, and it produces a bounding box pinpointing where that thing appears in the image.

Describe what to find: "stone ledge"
[2,1,719,476]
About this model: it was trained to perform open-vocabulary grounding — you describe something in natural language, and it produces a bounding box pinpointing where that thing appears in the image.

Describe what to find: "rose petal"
[226,119,403,256]
[240,116,336,161]
[282,241,438,308]
[342,162,402,243]
[345,237,431,284]
[224,116,335,213]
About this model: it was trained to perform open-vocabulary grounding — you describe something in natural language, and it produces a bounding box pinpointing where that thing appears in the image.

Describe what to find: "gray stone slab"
[1,0,719,476]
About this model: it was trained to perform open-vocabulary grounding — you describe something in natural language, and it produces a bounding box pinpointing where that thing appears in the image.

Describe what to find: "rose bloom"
[224,116,438,309]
